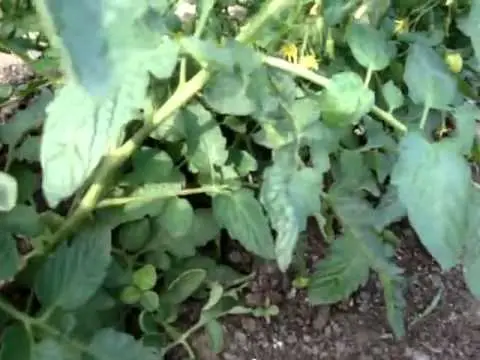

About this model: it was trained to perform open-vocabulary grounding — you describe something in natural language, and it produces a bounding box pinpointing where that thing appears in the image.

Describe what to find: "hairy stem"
[96,184,228,209]
[45,0,295,249]
[261,55,408,133]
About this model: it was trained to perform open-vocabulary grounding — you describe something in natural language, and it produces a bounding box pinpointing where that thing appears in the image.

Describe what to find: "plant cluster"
[0,0,480,358]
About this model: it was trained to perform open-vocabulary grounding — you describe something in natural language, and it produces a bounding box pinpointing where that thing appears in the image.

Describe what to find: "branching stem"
[261,55,408,133]
[44,0,295,249]
[96,184,228,209]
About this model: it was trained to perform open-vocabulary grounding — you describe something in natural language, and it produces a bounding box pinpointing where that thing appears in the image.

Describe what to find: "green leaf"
[158,197,194,238]
[373,185,407,230]
[205,319,224,354]
[14,135,40,163]
[180,37,234,69]
[197,40,265,116]
[403,43,456,109]
[213,189,275,259]
[0,205,44,237]
[0,172,18,212]
[146,250,171,271]
[253,96,336,152]
[203,72,256,116]
[334,150,380,196]
[0,231,20,281]
[117,218,151,252]
[328,185,377,228]
[35,225,112,310]
[145,36,180,80]
[0,90,52,148]
[392,132,471,269]
[309,228,405,337]
[40,80,146,206]
[463,188,480,297]
[260,148,324,270]
[33,339,68,360]
[36,1,178,98]
[120,285,142,305]
[382,80,404,112]
[9,165,37,204]
[228,150,258,176]
[100,167,186,228]
[379,270,406,339]
[163,269,207,305]
[88,328,159,360]
[319,72,375,127]
[323,0,349,26]
[184,102,229,174]
[140,290,160,312]
[202,282,224,311]
[357,116,397,152]
[457,1,480,66]
[308,234,370,304]
[0,324,32,360]
[125,149,175,185]
[151,209,220,258]
[443,102,480,155]
[133,264,157,291]
[166,256,242,288]
[346,21,395,70]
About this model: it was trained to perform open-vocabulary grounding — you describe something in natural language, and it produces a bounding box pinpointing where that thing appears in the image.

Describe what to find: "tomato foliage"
[1,0,480,357]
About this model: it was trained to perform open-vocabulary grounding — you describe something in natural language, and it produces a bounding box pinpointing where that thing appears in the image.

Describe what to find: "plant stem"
[194,0,215,38]
[364,66,373,87]
[0,296,91,355]
[0,296,32,325]
[236,0,294,43]
[370,106,408,133]
[162,310,232,356]
[95,184,228,209]
[419,103,430,130]
[45,0,295,249]
[261,55,408,133]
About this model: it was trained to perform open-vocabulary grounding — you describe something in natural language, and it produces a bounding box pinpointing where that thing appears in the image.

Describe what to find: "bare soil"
[188,224,480,360]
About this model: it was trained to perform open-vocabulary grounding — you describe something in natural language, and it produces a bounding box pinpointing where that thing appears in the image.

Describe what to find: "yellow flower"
[299,54,319,70]
[394,18,409,34]
[280,42,298,63]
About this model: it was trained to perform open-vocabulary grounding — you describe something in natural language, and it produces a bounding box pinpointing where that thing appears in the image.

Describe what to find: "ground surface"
[2,53,480,360]
[189,225,480,360]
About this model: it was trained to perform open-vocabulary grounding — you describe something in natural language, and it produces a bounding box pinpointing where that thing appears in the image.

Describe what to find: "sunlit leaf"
[403,43,456,109]
[346,21,395,70]
[392,132,471,269]
[319,72,375,127]
[213,189,275,259]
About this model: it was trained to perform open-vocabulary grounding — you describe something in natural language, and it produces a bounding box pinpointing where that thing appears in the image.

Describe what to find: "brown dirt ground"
[188,224,480,360]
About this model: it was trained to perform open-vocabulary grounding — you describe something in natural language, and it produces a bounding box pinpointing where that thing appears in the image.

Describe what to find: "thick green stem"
[96,184,228,209]
[45,0,295,248]
[419,103,430,130]
[236,0,294,43]
[364,66,373,87]
[262,55,408,133]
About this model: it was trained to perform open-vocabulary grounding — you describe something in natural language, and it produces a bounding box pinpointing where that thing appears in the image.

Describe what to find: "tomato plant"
[0,0,480,358]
